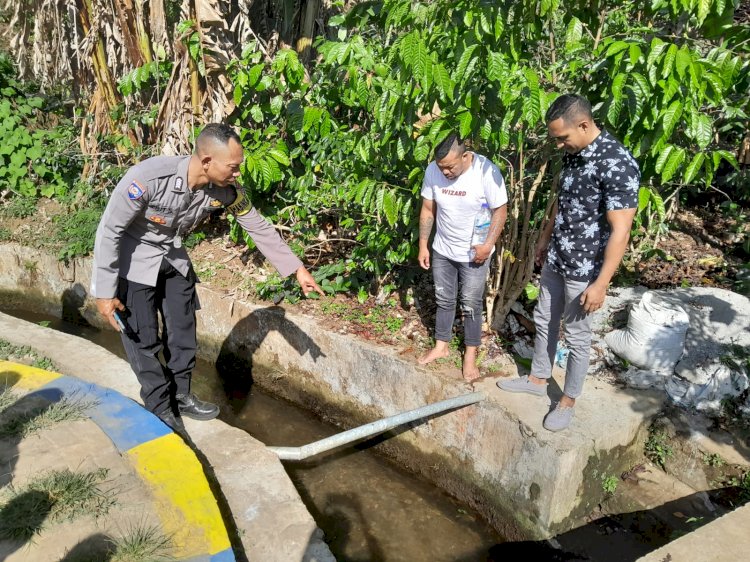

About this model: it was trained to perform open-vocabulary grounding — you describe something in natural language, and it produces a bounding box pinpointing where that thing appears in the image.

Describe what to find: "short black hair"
[545,94,593,124]
[195,123,241,153]
[434,133,465,160]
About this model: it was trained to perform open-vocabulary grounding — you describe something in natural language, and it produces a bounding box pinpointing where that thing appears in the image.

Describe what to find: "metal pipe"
[268,391,485,461]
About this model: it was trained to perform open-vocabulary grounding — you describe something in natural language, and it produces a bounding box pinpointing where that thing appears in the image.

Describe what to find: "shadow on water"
[215,305,325,417]
[61,284,91,327]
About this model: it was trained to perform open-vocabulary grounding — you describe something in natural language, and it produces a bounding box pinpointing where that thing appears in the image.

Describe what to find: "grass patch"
[109,524,173,562]
[53,203,106,262]
[645,423,674,470]
[0,393,96,439]
[0,196,36,219]
[0,387,17,413]
[0,339,57,371]
[0,468,115,541]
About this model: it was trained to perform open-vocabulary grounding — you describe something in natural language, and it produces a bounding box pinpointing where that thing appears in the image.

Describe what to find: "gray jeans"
[432,250,489,347]
[531,265,594,399]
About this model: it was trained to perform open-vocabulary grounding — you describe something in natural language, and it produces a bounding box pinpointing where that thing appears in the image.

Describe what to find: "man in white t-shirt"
[418,134,508,381]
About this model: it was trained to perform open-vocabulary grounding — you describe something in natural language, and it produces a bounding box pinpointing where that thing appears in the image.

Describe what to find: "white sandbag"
[666,358,750,415]
[604,291,690,373]
[618,366,670,390]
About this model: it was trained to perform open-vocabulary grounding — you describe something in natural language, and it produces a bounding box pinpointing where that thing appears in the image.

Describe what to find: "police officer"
[91,124,324,431]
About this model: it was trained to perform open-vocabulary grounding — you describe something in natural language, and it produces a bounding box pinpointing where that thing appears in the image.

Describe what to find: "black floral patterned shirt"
[547,129,640,282]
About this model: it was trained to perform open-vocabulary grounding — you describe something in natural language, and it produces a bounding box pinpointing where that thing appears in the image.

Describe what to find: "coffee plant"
[227,0,748,322]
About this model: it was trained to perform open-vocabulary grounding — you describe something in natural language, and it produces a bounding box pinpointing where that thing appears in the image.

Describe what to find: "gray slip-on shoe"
[496,375,547,397]
[543,404,575,432]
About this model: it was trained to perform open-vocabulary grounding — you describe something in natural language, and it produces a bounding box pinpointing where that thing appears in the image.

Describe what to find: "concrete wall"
[0,242,661,540]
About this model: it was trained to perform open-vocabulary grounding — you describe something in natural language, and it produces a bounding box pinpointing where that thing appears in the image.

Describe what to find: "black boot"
[176,393,220,420]
[157,409,186,433]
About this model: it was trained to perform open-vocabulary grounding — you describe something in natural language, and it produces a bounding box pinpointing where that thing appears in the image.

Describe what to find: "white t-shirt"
[421,153,508,262]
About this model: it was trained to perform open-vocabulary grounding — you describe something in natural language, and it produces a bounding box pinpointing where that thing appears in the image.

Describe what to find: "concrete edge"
[0,360,234,561]
[0,316,335,562]
[0,243,667,539]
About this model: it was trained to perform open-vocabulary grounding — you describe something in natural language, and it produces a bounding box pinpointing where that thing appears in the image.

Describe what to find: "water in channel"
[3,308,505,561]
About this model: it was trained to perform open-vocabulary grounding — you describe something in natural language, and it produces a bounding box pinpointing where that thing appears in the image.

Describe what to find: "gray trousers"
[431,250,489,347]
[531,265,594,399]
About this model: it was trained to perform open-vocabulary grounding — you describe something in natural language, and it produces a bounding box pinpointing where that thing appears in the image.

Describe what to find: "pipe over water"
[268,391,485,461]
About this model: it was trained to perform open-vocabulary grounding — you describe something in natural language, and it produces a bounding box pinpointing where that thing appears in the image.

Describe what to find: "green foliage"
[118,60,172,97]
[0,468,114,541]
[601,474,619,495]
[52,189,107,261]
[0,51,81,199]
[184,231,207,249]
[0,196,36,218]
[645,424,674,470]
[178,20,206,75]
[523,282,540,301]
[702,452,725,467]
[0,394,96,438]
[0,339,56,371]
[109,523,172,562]
[319,300,405,335]
[116,53,173,135]
[226,0,748,304]
[256,261,369,303]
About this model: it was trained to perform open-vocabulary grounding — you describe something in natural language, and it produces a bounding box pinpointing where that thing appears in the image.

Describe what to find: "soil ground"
[7,198,746,379]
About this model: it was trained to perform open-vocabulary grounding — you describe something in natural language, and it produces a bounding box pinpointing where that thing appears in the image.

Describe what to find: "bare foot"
[418,345,450,365]
[462,346,480,381]
[462,360,480,381]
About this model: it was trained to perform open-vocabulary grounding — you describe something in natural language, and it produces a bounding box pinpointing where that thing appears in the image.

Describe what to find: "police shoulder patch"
[127,181,146,200]
[226,187,252,216]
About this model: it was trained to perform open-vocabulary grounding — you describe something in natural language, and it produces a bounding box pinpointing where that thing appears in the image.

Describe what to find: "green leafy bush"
[0,51,81,198]
[226,0,748,316]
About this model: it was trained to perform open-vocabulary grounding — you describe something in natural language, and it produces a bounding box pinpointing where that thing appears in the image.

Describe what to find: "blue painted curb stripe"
[211,548,237,562]
[210,548,236,562]
[183,549,235,562]
[35,375,171,452]
[10,365,236,562]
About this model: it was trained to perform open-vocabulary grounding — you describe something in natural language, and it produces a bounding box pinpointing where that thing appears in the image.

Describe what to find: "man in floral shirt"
[497,94,639,431]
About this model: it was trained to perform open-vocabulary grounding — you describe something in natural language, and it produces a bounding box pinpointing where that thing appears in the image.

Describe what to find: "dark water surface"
[3,308,508,561]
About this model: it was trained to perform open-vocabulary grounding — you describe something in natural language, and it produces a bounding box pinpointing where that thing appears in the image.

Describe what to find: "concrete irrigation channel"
[1,242,749,560]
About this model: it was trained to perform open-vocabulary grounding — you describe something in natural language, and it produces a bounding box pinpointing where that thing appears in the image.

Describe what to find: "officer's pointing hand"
[96,297,126,332]
[295,267,325,297]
